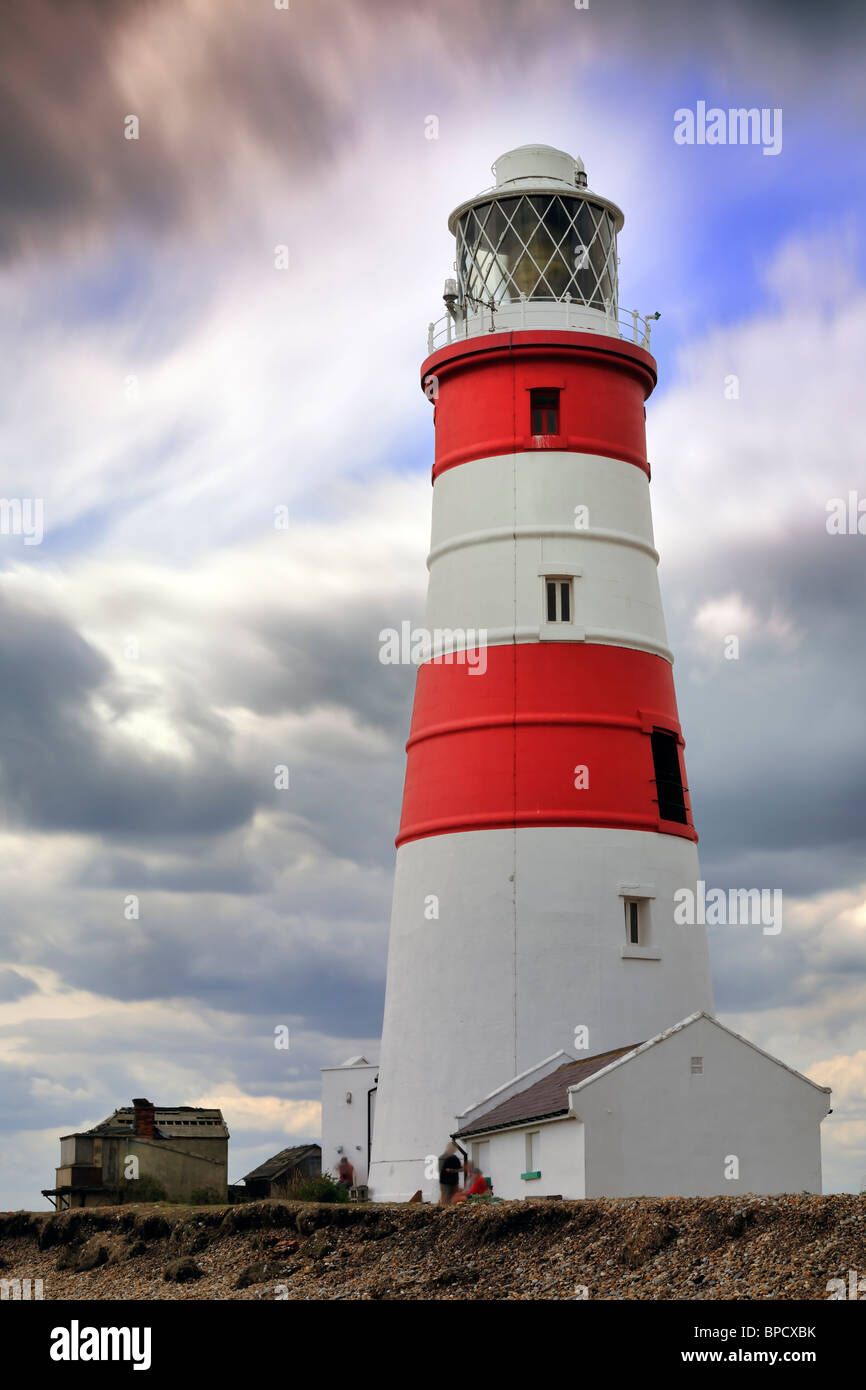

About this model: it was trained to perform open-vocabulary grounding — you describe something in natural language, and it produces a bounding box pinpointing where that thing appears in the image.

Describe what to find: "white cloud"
[651,231,866,569]
[692,591,800,655]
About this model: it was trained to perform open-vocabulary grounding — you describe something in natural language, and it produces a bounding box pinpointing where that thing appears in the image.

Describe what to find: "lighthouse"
[358,145,828,1202]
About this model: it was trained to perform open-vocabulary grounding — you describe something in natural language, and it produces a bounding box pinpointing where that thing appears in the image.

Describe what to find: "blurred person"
[464,1161,488,1196]
[336,1154,354,1190]
[438,1142,461,1205]
[452,1159,487,1204]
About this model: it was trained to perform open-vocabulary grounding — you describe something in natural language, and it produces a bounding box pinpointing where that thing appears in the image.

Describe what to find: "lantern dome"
[439,145,626,343]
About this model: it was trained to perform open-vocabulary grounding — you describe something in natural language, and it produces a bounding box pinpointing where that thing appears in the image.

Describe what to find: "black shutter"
[546,581,557,622]
[651,730,688,823]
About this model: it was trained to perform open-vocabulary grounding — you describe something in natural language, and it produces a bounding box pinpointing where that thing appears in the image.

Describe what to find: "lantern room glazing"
[454,192,619,314]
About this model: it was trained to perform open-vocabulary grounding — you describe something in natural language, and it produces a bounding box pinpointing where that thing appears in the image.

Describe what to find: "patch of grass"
[283,1174,350,1204]
[113,1177,168,1204]
[188,1188,222,1205]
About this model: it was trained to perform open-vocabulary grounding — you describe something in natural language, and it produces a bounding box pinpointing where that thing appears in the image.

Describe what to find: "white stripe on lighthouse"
[424,451,671,660]
[368,825,714,1202]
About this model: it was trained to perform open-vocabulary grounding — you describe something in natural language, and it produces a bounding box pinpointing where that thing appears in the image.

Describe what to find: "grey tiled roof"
[242,1144,321,1183]
[455,1045,641,1138]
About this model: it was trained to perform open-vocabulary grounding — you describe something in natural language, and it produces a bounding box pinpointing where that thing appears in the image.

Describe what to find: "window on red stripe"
[651,729,688,823]
[530,388,560,435]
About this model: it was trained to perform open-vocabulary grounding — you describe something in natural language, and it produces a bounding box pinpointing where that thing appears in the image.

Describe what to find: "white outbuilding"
[320,1056,378,1189]
[453,1013,830,1200]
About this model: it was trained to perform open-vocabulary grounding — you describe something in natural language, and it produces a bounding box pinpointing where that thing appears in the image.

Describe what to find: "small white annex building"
[453,1014,831,1200]
[320,1056,378,1188]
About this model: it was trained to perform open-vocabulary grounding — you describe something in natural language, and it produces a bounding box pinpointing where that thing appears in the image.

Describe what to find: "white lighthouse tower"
[361,145,828,1202]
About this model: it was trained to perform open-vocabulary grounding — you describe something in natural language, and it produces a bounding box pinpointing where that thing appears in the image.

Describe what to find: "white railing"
[425,297,658,355]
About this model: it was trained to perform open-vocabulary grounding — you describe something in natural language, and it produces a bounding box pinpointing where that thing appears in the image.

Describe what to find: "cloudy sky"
[0,0,864,1208]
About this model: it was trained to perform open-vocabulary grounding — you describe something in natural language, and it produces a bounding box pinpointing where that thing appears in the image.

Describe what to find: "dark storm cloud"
[0,567,420,871]
[20,903,388,1038]
[709,890,866,1020]
[0,1027,320,1143]
[667,526,866,898]
[75,849,269,895]
[0,968,37,1003]
[0,579,398,1038]
[0,1068,62,1133]
[708,928,808,1014]
[0,0,348,261]
[0,595,260,837]
[225,604,418,736]
[1,0,864,264]
[0,1,126,235]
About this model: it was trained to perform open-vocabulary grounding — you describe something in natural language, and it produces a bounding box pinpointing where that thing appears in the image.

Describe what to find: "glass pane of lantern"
[479,200,508,254]
[457,193,618,311]
[509,196,536,245]
[538,198,575,297]
[509,248,537,298]
[595,210,613,254]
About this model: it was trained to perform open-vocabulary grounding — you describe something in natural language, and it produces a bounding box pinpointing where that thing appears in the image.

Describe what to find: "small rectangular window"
[690,1056,704,1075]
[545,577,572,624]
[651,729,688,824]
[525,1131,540,1172]
[530,388,560,435]
[626,899,640,945]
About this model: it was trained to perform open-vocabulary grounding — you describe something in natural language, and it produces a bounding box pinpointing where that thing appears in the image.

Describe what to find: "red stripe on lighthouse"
[421,330,657,480]
[396,642,696,847]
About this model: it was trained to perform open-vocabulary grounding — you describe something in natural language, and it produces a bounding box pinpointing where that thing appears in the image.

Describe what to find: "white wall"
[425,452,670,659]
[368,826,713,1201]
[320,1062,378,1186]
[576,1017,829,1196]
[474,1118,586,1201]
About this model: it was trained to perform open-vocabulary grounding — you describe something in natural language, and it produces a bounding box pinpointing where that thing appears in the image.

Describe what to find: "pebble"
[0,1193,862,1300]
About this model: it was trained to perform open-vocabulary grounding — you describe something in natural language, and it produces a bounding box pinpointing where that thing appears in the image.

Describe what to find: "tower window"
[691,1056,704,1075]
[530,388,560,435]
[625,899,641,945]
[651,729,688,824]
[545,577,572,623]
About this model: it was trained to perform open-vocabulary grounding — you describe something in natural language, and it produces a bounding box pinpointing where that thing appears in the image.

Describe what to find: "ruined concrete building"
[42,1098,229,1209]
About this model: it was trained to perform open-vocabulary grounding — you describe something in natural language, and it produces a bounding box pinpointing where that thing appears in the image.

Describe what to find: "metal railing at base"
[426,297,657,355]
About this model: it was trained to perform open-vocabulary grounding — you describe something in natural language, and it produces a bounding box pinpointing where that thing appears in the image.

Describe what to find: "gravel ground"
[1,1194,863,1300]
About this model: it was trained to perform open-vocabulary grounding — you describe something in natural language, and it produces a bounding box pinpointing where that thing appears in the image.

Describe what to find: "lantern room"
[439,144,625,343]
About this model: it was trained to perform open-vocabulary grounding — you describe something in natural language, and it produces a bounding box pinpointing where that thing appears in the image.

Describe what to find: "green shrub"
[293,1174,350,1204]
[189,1187,222,1205]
